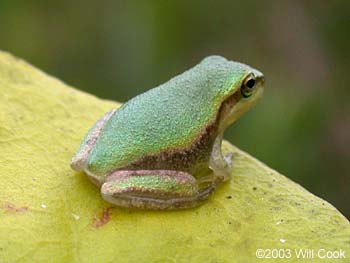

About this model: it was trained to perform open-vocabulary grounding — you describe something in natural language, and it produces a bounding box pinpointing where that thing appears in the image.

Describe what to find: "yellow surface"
[0,51,349,263]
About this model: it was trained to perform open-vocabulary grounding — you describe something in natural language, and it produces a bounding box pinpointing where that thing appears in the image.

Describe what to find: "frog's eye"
[241,74,256,98]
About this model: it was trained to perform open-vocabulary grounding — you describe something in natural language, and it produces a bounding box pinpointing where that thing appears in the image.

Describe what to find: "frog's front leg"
[101,170,222,210]
[209,134,233,182]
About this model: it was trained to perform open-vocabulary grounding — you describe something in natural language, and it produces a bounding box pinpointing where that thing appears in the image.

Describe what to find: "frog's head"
[203,56,265,131]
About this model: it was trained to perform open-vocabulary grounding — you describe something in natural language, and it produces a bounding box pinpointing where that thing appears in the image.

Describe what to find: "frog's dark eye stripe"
[241,74,256,98]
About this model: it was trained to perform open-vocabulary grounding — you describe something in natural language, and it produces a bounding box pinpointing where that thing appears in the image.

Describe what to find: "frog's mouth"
[218,76,264,132]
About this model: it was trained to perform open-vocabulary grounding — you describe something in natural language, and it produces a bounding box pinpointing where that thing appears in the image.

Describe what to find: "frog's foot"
[209,151,233,182]
[101,170,223,210]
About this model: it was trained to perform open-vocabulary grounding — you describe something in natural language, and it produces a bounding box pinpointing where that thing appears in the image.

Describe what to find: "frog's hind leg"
[71,109,117,171]
[101,170,223,210]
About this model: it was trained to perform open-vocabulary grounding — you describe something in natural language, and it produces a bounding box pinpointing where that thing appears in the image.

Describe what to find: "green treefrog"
[71,56,264,210]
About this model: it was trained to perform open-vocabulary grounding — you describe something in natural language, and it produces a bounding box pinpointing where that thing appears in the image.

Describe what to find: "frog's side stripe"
[121,119,218,176]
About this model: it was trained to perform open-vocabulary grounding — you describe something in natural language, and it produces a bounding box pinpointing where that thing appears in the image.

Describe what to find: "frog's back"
[86,56,247,175]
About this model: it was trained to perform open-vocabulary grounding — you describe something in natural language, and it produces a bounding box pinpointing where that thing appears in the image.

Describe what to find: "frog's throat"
[217,90,242,132]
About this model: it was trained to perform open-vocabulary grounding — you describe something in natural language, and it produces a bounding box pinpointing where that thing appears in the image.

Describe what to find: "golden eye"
[241,74,256,98]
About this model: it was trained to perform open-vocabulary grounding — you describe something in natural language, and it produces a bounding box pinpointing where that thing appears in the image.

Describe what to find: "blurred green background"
[0,1,348,217]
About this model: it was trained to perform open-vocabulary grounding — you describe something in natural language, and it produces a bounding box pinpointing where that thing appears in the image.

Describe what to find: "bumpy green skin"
[83,56,253,176]
[109,176,189,193]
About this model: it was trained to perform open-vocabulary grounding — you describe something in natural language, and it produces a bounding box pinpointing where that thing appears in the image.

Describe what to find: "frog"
[71,55,264,210]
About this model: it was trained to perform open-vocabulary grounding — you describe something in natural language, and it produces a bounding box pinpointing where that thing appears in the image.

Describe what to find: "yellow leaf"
[0,51,349,263]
